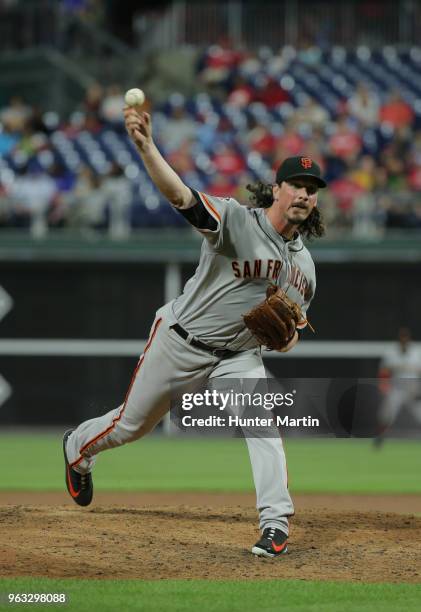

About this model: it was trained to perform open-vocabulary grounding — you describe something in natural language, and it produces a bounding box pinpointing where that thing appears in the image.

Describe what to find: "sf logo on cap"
[300,157,313,169]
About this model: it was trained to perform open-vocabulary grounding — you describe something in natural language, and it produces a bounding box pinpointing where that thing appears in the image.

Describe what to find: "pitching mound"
[1,495,420,583]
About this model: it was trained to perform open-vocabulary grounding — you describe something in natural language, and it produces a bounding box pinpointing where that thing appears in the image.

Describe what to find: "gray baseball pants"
[66,303,294,534]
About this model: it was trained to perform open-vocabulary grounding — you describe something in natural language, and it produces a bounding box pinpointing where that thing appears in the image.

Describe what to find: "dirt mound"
[1,491,420,514]
[1,498,420,583]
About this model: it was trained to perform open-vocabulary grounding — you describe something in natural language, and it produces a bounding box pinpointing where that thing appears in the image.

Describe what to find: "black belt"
[171,324,238,359]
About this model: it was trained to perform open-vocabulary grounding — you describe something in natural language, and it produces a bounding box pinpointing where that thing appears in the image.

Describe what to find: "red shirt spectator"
[274,125,305,161]
[329,118,362,161]
[200,41,243,88]
[204,43,242,71]
[380,93,414,128]
[211,145,246,175]
[256,77,290,108]
[167,141,195,176]
[247,122,277,156]
[330,173,365,213]
[207,172,238,197]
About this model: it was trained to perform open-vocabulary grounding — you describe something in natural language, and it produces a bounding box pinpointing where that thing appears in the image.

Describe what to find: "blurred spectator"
[8,163,56,235]
[16,123,48,158]
[245,117,277,156]
[160,103,196,152]
[101,162,132,238]
[330,170,365,220]
[167,140,195,178]
[65,165,103,227]
[296,39,323,65]
[350,159,387,237]
[348,83,379,127]
[351,155,376,191]
[328,116,362,162]
[196,112,220,152]
[198,41,243,90]
[0,122,19,155]
[302,129,328,170]
[83,82,104,117]
[273,121,305,161]
[380,152,407,190]
[315,189,340,228]
[294,96,329,129]
[371,166,393,227]
[66,162,131,237]
[237,51,263,80]
[0,96,32,132]
[254,75,290,108]
[380,91,414,129]
[387,125,412,161]
[100,84,125,125]
[352,191,379,237]
[206,172,238,198]
[211,143,246,175]
[266,51,289,78]
[227,74,255,108]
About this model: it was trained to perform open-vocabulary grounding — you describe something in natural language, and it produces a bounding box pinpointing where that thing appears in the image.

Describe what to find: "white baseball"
[124,88,145,107]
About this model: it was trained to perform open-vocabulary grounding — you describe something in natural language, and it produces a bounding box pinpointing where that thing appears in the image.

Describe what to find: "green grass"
[0,579,420,612]
[0,435,420,494]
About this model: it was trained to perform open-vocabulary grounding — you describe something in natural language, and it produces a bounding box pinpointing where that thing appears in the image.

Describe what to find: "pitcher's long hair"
[246,181,326,240]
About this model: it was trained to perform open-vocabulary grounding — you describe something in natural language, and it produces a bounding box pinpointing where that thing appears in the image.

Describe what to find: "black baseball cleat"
[63,429,93,507]
[252,528,288,558]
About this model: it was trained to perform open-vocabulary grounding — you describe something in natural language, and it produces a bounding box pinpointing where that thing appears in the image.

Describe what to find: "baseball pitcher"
[63,106,327,558]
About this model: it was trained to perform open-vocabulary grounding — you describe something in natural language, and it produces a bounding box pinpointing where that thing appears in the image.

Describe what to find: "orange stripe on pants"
[70,317,162,467]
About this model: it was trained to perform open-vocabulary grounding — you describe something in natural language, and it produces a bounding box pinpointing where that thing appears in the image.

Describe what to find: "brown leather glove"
[243,284,307,351]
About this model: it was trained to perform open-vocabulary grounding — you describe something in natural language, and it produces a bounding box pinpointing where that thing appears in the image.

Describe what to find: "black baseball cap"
[276,156,327,188]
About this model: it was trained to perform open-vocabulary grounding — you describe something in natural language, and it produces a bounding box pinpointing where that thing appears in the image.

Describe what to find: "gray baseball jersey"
[172,191,316,350]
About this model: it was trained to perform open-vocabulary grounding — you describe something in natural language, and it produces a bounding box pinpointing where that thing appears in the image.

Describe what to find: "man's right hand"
[122,105,193,208]
[124,106,153,153]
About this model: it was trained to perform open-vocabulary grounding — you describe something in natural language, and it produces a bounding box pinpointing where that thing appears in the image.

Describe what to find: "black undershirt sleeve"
[176,188,218,231]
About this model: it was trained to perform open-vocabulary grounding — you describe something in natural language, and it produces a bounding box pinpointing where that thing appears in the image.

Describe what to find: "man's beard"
[286,211,311,226]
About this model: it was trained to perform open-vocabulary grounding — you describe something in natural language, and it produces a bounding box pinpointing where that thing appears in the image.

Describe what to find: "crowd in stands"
[1,43,421,237]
